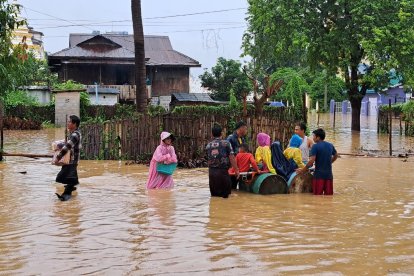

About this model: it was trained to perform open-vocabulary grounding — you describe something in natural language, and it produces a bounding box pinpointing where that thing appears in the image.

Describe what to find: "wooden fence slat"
[80,110,302,161]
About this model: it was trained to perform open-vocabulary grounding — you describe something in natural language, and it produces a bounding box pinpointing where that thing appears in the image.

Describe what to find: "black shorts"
[208,168,231,198]
[56,164,79,185]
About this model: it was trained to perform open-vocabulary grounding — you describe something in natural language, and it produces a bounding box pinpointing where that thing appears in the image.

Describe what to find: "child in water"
[146,131,178,189]
[229,143,260,174]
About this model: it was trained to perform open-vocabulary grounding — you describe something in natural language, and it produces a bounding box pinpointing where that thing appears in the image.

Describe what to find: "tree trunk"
[350,97,361,131]
[131,0,147,112]
[253,78,284,116]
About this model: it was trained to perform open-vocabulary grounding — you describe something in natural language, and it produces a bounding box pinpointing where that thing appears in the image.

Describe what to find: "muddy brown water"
[1,114,413,275]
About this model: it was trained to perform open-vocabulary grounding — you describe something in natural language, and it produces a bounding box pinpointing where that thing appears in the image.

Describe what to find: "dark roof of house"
[171,93,215,102]
[49,33,200,67]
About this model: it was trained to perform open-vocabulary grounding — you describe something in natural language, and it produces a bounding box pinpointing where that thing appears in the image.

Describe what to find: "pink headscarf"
[257,133,271,147]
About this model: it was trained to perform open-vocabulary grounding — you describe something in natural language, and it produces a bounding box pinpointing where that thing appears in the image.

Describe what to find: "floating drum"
[287,171,313,193]
[251,173,288,195]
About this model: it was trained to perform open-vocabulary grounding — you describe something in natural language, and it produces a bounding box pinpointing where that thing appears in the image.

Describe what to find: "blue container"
[156,163,177,175]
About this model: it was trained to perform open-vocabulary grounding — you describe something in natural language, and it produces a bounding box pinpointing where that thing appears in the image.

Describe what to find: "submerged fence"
[80,109,303,161]
[378,108,414,136]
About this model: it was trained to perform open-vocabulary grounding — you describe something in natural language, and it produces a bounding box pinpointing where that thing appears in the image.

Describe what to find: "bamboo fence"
[80,111,302,161]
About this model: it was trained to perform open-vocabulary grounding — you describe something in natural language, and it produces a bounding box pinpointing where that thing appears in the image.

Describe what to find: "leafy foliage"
[243,0,414,130]
[4,90,38,107]
[147,105,167,116]
[402,101,414,121]
[53,80,85,91]
[270,68,310,108]
[0,0,25,98]
[309,73,347,110]
[199,57,252,101]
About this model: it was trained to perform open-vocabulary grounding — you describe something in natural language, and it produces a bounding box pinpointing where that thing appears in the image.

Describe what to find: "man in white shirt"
[294,123,314,164]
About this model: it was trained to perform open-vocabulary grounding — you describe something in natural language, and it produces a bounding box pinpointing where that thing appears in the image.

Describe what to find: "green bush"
[4,90,38,107]
[402,100,414,121]
[53,80,84,91]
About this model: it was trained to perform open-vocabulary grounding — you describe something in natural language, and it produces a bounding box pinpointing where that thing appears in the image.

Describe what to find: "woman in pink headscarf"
[146,131,178,189]
[255,132,276,174]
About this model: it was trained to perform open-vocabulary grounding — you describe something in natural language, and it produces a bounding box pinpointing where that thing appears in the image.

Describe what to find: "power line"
[23,7,247,26]
[143,8,247,20]
[23,6,93,31]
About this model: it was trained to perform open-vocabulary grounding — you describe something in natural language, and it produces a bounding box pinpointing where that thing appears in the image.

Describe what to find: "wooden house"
[48,32,201,103]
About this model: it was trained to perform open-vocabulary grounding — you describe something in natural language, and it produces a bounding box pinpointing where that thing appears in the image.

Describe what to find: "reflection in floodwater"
[0,114,413,274]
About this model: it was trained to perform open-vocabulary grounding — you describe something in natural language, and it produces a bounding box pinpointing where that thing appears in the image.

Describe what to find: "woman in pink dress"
[146,131,178,189]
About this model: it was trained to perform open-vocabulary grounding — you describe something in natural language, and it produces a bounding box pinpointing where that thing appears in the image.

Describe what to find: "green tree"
[0,0,24,98]
[7,53,57,89]
[270,68,310,108]
[310,74,346,110]
[243,0,414,131]
[199,57,252,101]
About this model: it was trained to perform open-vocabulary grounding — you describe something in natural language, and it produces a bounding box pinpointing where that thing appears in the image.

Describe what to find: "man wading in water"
[206,123,239,198]
[54,115,82,201]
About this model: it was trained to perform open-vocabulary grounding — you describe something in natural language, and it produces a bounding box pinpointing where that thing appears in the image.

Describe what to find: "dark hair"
[164,134,175,142]
[312,128,326,140]
[235,121,247,130]
[212,123,222,138]
[239,143,250,152]
[297,123,307,132]
[69,115,80,127]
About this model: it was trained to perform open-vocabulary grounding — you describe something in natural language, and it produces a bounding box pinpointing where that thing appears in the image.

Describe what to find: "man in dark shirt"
[206,123,239,198]
[297,128,338,195]
[226,121,248,155]
[54,115,82,201]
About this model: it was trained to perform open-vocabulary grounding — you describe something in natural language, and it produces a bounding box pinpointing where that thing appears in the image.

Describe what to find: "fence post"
[317,111,320,128]
[389,99,392,156]
[377,108,380,134]
[333,103,336,129]
[302,92,307,124]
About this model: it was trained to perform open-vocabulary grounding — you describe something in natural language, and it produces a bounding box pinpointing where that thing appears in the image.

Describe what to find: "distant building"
[169,92,218,110]
[48,32,201,103]
[86,87,120,106]
[11,0,45,60]
[331,84,412,115]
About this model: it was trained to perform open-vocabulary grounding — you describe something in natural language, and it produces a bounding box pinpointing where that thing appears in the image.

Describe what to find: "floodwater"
[0,114,413,275]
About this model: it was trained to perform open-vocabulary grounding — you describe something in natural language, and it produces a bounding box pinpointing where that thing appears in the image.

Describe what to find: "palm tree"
[131,0,147,112]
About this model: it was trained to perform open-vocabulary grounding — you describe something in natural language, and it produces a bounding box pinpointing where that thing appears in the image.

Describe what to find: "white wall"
[55,91,80,127]
[88,94,118,105]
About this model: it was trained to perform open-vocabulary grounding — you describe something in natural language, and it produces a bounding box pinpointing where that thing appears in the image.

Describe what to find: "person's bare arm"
[308,137,314,149]
[296,155,315,174]
[229,154,239,178]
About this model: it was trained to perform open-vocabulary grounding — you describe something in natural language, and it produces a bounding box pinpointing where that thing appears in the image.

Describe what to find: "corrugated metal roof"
[172,93,215,102]
[50,34,200,67]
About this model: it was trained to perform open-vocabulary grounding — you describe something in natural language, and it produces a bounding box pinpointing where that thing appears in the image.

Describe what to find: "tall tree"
[199,57,252,101]
[0,0,23,98]
[243,0,414,131]
[131,0,147,112]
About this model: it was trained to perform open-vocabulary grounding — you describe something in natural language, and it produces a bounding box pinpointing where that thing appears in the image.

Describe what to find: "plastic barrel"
[251,173,288,195]
[288,171,313,193]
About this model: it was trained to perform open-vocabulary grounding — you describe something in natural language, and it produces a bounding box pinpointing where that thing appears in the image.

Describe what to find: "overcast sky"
[16,0,249,77]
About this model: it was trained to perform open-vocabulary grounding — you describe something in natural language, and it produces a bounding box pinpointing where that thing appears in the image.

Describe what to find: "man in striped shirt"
[54,115,82,201]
